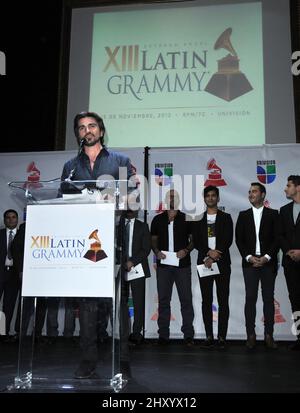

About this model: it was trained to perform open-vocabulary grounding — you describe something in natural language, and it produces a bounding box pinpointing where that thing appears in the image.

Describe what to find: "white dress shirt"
[126,218,135,258]
[246,206,270,262]
[168,221,174,252]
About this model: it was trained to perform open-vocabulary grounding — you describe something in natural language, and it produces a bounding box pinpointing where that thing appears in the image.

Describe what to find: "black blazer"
[193,210,233,274]
[118,218,151,278]
[279,201,300,267]
[11,222,26,274]
[150,210,192,268]
[235,206,279,270]
[0,227,19,281]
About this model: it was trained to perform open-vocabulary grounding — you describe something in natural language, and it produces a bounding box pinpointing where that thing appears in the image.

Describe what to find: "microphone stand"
[65,139,85,182]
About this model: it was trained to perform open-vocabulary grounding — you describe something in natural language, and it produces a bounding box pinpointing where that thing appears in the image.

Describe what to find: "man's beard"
[84,136,102,147]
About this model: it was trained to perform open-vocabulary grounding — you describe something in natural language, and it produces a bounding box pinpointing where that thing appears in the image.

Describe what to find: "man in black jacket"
[279,175,300,350]
[118,207,151,346]
[11,222,59,343]
[193,186,233,349]
[236,182,279,350]
[0,209,20,339]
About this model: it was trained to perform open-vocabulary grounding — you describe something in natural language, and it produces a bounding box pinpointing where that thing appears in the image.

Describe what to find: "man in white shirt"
[236,183,279,350]
[151,190,194,345]
[193,186,233,349]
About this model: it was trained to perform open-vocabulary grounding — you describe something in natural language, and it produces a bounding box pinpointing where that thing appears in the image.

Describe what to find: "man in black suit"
[151,189,194,345]
[193,186,233,349]
[119,207,151,346]
[236,182,279,350]
[0,209,20,339]
[279,175,300,351]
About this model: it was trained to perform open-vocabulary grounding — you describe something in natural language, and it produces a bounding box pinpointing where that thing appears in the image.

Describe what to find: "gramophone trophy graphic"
[261,299,286,324]
[205,28,253,101]
[84,229,107,262]
[23,161,42,188]
[204,158,227,187]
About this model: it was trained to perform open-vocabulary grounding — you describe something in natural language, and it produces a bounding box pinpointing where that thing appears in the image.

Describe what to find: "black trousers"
[118,272,131,362]
[157,265,194,340]
[63,298,78,337]
[243,266,277,336]
[35,297,60,336]
[122,276,145,339]
[97,298,113,339]
[284,262,300,339]
[79,275,130,365]
[79,299,99,363]
[16,297,60,336]
[198,272,230,339]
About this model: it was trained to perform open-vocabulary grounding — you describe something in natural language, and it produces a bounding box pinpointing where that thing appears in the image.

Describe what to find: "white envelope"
[125,263,145,281]
[160,251,179,267]
[197,262,220,277]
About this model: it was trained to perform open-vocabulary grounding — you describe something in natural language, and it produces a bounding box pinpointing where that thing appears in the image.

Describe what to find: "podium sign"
[7,180,128,392]
[22,203,115,297]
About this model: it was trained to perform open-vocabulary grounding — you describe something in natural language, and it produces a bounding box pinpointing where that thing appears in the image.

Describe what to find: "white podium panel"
[22,203,115,297]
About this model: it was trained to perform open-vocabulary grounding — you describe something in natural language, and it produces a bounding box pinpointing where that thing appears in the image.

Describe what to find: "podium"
[8,179,131,392]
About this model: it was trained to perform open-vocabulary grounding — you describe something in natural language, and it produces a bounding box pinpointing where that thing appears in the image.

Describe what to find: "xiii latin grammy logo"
[205,28,253,101]
[84,229,107,262]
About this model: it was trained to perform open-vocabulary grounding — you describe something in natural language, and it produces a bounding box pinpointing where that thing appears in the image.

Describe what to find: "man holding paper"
[151,190,194,345]
[119,208,151,346]
[193,186,233,350]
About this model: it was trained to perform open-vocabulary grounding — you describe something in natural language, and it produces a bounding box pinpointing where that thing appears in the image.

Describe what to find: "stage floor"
[0,337,299,394]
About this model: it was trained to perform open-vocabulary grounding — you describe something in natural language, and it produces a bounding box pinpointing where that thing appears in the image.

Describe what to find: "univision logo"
[257,160,276,184]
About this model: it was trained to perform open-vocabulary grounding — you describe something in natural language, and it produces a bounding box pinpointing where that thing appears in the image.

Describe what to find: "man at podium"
[61,111,135,379]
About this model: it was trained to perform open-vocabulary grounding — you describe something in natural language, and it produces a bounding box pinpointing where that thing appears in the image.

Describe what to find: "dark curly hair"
[73,111,106,146]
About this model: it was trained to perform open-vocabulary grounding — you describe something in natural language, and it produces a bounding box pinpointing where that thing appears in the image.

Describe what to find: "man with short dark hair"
[118,207,151,346]
[193,186,233,349]
[279,175,300,350]
[0,209,20,340]
[236,183,279,350]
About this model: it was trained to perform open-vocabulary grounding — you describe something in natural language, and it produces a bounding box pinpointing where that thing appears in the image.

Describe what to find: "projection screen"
[65,0,295,149]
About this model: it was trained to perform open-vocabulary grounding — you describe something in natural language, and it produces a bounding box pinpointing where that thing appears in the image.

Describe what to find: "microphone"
[78,138,86,154]
[64,139,86,182]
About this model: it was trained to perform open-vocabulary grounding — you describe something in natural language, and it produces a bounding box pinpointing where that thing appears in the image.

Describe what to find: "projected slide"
[89,2,264,147]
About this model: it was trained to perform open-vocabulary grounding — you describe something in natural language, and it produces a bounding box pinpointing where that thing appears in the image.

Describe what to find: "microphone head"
[77,138,86,156]
[79,138,86,147]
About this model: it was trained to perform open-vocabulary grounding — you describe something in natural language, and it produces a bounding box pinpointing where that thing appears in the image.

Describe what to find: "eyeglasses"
[78,123,98,133]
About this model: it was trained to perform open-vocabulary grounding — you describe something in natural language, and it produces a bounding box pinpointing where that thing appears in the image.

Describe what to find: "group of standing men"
[152,177,300,353]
